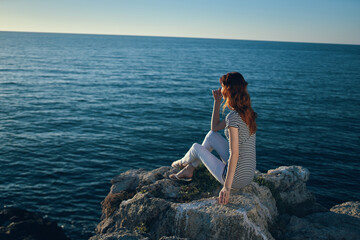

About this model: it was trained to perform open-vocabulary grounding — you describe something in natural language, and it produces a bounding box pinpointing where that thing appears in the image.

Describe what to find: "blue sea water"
[0,31,359,239]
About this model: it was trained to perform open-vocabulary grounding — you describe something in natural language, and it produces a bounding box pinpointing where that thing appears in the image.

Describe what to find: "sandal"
[171,159,187,169]
[169,173,192,182]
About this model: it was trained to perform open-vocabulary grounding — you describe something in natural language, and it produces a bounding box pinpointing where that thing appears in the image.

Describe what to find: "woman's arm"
[211,88,226,131]
[218,126,239,204]
[224,126,239,189]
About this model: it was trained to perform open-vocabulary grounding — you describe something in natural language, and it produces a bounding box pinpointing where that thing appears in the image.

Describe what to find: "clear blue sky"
[1,0,359,44]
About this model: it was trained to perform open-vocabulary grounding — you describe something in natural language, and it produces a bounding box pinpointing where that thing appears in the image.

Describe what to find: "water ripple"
[1,31,360,240]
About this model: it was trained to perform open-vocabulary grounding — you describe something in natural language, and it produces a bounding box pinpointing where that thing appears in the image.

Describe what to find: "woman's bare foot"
[169,164,195,179]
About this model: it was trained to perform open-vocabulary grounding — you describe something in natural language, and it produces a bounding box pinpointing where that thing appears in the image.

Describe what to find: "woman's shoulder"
[226,110,238,117]
[226,110,244,126]
[227,110,244,121]
[225,110,235,121]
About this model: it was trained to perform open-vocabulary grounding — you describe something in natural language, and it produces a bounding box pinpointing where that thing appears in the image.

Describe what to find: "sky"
[0,0,359,45]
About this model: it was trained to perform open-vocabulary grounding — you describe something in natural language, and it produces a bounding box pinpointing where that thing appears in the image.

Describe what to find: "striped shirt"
[222,110,256,189]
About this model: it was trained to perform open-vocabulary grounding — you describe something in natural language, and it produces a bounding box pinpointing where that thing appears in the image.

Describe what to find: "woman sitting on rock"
[169,72,257,205]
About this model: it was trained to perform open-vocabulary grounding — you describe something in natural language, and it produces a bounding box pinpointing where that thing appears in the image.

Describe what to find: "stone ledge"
[90,165,360,240]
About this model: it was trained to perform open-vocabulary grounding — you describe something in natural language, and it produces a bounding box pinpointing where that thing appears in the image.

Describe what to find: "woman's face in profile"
[220,84,225,98]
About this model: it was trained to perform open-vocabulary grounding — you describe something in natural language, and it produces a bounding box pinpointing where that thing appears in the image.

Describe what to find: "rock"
[95,165,278,240]
[169,183,277,240]
[110,169,147,194]
[159,237,190,240]
[284,211,360,240]
[97,183,277,240]
[330,201,360,218]
[253,166,328,217]
[110,167,171,194]
[89,227,151,240]
[0,207,70,240]
[91,165,359,240]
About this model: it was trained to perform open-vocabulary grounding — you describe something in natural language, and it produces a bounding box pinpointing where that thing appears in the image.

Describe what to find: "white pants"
[179,130,229,185]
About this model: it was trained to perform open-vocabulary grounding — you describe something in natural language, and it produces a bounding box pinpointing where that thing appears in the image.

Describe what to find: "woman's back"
[223,110,256,189]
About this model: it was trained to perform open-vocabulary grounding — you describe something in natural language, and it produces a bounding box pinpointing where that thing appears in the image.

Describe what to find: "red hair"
[219,72,257,135]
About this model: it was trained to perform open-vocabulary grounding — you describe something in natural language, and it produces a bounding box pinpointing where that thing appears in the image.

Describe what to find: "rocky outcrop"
[0,207,70,240]
[330,201,360,218]
[90,165,360,240]
[283,211,360,240]
[253,166,328,217]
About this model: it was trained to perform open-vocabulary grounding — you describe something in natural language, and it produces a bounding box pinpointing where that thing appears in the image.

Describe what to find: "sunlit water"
[1,31,359,239]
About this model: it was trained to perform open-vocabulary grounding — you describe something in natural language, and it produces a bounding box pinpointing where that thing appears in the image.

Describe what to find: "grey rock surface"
[254,166,328,217]
[284,211,360,240]
[90,165,359,240]
[89,227,151,240]
[0,207,70,240]
[330,201,360,218]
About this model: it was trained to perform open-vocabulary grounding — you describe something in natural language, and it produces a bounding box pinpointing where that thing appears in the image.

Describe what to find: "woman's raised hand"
[212,87,222,103]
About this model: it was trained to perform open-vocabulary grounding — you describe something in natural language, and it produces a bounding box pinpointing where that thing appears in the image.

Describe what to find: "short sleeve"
[226,111,240,128]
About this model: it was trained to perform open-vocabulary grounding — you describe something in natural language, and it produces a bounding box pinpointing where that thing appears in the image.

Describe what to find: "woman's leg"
[178,130,230,184]
[180,130,230,168]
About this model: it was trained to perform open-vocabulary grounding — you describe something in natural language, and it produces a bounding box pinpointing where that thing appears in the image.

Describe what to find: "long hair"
[219,72,257,135]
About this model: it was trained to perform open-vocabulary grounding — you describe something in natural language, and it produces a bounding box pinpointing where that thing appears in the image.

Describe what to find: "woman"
[169,72,257,205]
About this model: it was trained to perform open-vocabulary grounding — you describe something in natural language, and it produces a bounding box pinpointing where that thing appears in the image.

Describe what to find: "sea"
[0,31,359,240]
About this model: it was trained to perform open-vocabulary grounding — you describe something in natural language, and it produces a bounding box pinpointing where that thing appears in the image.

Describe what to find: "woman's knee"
[192,142,201,149]
[205,130,220,140]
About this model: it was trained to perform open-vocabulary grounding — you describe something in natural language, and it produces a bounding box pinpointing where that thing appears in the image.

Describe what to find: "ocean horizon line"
[1,30,359,46]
